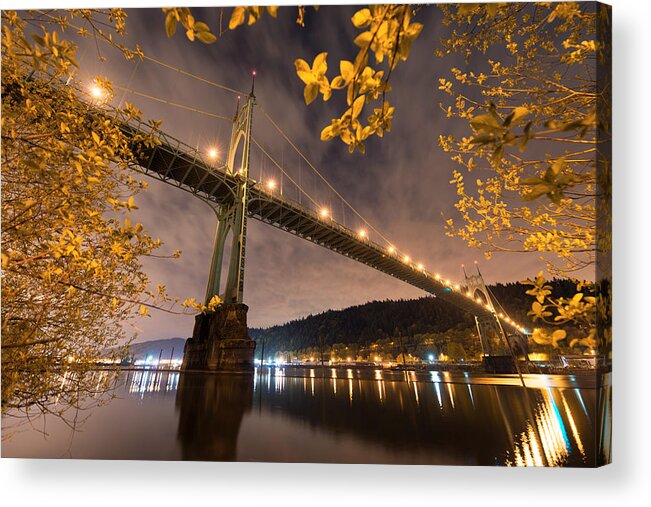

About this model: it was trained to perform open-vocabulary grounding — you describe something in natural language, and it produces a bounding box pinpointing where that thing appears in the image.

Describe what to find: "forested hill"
[249,279,577,356]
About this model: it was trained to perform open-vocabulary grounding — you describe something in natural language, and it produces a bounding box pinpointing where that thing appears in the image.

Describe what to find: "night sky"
[70,6,564,341]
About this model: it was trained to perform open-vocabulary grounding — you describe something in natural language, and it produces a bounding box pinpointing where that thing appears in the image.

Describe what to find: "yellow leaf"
[296,70,316,85]
[139,304,149,316]
[229,7,246,30]
[354,31,372,48]
[196,30,217,44]
[351,95,365,120]
[351,8,372,28]
[294,58,310,73]
[312,52,328,74]
[551,329,567,346]
[165,11,177,37]
[304,83,319,105]
[339,60,354,82]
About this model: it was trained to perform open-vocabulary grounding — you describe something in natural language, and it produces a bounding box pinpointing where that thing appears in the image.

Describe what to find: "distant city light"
[428,354,434,362]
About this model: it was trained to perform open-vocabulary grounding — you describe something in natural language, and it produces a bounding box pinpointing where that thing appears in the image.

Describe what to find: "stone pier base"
[181,303,256,372]
[482,355,517,374]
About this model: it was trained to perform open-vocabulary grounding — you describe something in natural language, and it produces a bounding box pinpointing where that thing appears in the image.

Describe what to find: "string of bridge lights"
[82,66,530,336]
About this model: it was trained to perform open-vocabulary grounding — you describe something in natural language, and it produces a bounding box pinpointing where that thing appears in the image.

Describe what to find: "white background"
[2,0,650,505]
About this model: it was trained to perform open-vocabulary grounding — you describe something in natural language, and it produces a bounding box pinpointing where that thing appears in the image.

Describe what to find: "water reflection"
[128,370,179,396]
[174,372,253,461]
[3,367,605,466]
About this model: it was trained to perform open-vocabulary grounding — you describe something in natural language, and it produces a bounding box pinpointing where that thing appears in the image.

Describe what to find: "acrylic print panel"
[1,3,611,467]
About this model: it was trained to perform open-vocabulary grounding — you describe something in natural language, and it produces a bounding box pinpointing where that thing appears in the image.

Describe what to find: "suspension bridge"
[75,53,530,372]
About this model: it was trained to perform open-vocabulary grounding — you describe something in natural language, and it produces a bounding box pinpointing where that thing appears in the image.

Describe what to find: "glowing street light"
[319,208,330,218]
[89,81,106,101]
[207,147,218,160]
[266,179,276,190]
[358,229,367,238]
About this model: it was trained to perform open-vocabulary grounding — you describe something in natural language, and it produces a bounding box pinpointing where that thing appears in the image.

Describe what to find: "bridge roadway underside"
[122,122,506,325]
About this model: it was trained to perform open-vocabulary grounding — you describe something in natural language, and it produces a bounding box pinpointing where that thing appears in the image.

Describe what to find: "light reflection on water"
[2,367,609,466]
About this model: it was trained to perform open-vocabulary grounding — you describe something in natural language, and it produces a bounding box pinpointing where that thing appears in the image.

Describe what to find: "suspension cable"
[258,105,394,247]
[112,83,234,122]
[251,137,320,209]
[141,54,245,96]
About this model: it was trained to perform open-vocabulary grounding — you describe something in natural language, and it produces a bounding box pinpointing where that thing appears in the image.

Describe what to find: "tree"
[446,342,467,362]
[436,3,611,355]
[1,10,218,426]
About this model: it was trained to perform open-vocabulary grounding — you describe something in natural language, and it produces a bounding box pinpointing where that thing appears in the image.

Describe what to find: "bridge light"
[207,147,218,160]
[417,263,424,271]
[387,245,396,254]
[476,297,482,304]
[444,280,451,286]
[319,208,330,218]
[358,229,367,238]
[498,312,504,318]
[89,81,106,101]
[466,291,472,297]
[435,273,441,280]
[454,284,460,291]
[403,255,410,264]
[266,179,276,190]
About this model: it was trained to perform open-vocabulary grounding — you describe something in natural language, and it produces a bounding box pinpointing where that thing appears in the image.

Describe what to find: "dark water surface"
[2,367,610,466]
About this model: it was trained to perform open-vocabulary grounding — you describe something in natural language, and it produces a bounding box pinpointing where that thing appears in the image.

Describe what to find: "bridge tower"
[205,92,254,305]
[464,264,527,374]
[181,85,257,372]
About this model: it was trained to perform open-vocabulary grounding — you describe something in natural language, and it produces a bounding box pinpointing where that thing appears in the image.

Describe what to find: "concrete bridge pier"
[181,303,256,372]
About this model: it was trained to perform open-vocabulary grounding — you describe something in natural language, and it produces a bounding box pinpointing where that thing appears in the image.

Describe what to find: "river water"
[2,367,610,466]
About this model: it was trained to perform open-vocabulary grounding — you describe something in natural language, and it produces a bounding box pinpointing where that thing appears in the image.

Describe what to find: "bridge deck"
[120,119,519,330]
